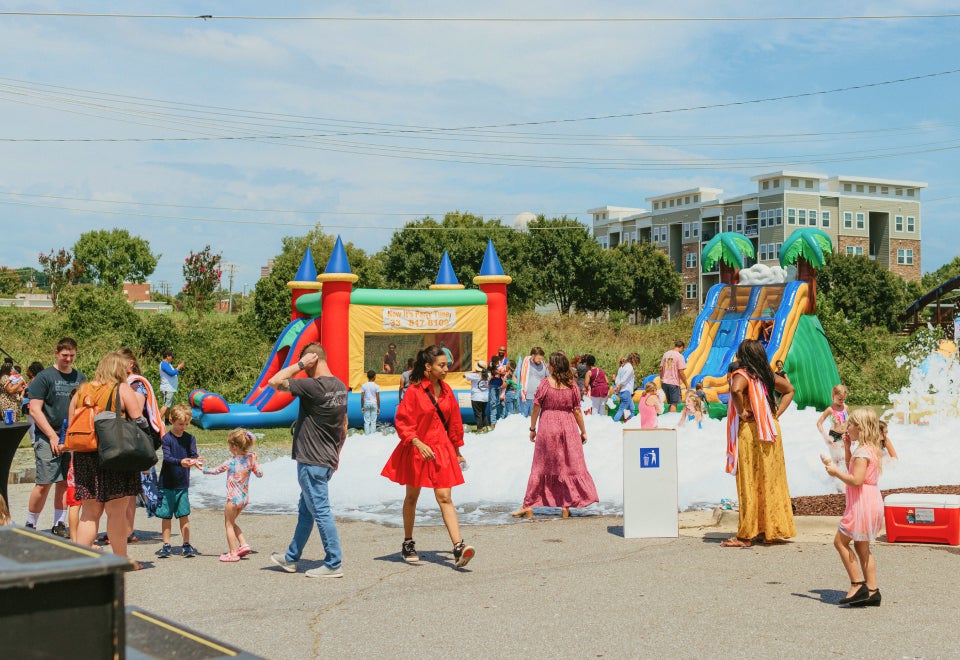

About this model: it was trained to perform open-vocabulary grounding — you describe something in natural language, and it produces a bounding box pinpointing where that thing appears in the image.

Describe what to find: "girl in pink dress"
[512,352,599,519]
[824,408,884,607]
[200,429,263,562]
[638,381,660,429]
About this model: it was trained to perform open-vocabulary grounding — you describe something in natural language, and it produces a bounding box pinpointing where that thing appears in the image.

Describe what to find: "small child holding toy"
[200,428,263,562]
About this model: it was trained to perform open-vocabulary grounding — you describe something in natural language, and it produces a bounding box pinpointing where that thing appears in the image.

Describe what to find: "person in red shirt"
[381,345,475,569]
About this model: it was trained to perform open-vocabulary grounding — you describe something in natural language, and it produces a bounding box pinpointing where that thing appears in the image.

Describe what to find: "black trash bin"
[125,607,264,659]
[0,526,132,659]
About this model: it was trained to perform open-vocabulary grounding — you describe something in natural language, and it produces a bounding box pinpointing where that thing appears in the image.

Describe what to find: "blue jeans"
[362,403,378,435]
[487,385,504,424]
[613,389,634,422]
[503,391,519,416]
[285,463,341,569]
[519,397,533,417]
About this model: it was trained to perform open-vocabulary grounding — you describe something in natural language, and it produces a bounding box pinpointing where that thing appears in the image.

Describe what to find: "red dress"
[381,379,465,489]
[522,380,599,509]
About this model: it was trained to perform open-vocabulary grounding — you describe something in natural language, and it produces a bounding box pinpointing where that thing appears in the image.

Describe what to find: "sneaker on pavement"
[401,539,419,563]
[270,552,297,573]
[25,523,36,530]
[181,543,199,558]
[305,565,343,579]
[156,543,172,559]
[51,522,69,538]
[453,540,475,568]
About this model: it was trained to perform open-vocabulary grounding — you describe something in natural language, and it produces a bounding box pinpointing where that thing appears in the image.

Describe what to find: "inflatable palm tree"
[701,232,755,286]
[779,227,833,312]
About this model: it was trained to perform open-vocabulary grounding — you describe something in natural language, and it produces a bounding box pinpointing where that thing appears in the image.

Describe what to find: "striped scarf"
[725,369,777,475]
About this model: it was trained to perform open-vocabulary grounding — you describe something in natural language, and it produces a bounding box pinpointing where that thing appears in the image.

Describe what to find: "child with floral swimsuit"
[199,428,263,562]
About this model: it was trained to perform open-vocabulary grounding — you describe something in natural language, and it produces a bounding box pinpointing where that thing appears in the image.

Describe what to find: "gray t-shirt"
[524,359,547,398]
[288,376,348,470]
[29,366,86,442]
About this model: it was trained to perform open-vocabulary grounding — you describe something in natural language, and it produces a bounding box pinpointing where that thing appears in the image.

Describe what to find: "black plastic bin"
[125,607,264,659]
[0,526,132,659]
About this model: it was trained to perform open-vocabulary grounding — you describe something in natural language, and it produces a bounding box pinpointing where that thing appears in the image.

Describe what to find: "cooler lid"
[883,493,960,508]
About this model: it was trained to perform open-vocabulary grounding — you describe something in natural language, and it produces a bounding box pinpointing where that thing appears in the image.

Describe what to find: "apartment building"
[591,171,925,313]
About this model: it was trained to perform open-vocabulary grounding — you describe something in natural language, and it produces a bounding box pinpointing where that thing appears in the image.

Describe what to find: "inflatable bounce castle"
[191,237,510,429]
[645,228,840,412]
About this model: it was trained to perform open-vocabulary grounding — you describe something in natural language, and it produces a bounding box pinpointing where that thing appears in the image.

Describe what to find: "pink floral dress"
[839,445,884,541]
[203,454,263,508]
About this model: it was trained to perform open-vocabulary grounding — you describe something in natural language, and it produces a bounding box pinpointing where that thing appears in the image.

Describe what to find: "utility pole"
[223,263,238,313]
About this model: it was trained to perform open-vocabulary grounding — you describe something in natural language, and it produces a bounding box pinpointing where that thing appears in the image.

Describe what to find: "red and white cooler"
[883,493,960,546]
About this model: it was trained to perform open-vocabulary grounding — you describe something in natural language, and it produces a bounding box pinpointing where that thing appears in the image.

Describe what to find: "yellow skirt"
[734,419,796,541]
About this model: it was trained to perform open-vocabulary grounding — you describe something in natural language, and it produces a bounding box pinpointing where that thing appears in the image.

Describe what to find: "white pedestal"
[622,428,678,538]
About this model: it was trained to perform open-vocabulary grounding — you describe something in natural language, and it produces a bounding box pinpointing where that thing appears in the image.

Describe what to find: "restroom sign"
[640,448,660,469]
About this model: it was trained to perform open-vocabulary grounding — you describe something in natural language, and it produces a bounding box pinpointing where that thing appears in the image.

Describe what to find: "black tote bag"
[96,386,159,472]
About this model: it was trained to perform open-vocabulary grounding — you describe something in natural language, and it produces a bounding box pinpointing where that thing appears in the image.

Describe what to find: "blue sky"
[2,2,960,294]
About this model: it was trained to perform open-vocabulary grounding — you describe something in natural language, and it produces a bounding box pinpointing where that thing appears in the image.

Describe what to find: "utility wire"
[2,12,960,22]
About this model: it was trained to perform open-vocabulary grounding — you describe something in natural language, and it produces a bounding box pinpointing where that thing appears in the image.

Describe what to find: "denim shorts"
[662,383,682,405]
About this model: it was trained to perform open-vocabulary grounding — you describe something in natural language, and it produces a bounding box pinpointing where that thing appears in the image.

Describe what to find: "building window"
[856,184,864,193]
[791,178,799,187]
[692,222,700,238]
[787,208,796,225]
[776,208,783,225]
[843,211,853,228]
[762,181,769,190]
[685,284,698,299]
[693,194,700,203]
[881,187,888,194]
[774,242,782,259]
[760,244,768,261]
[898,249,914,265]
[846,246,864,256]
[773,179,780,188]
[856,212,865,230]
[908,189,915,197]
[685,252,698,269]
[759,210,767,227]
[869,185,876,193]
[805,179,814,189]
[809,209,818,226]
[895,188,903,196]
[844,183,852,192]
[684,196,690,204]
[653,202,659,210]
[736,214,744,231]
[895,215,903,232]
[798,209,807,226]
[821,210,831,227]
[683,223,690,239]
[726,216,734,232]
[907,216,915,232]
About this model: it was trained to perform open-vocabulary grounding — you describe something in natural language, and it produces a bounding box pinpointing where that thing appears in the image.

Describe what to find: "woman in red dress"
[381,345,475,568]
[512,351,599,519]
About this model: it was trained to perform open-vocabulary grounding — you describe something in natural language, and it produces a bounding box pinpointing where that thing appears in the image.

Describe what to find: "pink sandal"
[219,552,240,562]
[237,544,251,558]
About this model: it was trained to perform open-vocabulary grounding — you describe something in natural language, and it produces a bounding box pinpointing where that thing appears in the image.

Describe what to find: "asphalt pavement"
[5,483,958,659]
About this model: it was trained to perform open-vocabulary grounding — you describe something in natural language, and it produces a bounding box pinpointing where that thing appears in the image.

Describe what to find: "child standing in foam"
[200,428,264,562]
[637,381,660,429]
[677,391,703,429]
[817,384,850,476]
[822,408,885,608]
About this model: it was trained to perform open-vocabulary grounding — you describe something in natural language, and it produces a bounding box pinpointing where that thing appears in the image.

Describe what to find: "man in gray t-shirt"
[268,343,348,578]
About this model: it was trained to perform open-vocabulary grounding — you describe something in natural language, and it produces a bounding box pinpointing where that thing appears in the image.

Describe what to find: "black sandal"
[838,581,867,605]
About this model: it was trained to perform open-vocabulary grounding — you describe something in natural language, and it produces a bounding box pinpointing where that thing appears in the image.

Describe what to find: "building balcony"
[743,225,758,237]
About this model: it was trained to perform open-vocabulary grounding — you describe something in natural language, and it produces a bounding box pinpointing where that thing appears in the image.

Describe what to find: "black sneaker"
[156,543,172,559]
[51,522,69,538]
[401,539,419,563]
[452,540,475,568]
[181,543,199,558]
[25,523,36,530]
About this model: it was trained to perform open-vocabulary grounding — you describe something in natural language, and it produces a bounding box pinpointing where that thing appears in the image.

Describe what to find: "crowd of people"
[1,335,895,606]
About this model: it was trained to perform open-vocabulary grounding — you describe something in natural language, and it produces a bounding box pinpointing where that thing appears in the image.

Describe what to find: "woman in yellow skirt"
[721,340,795,547]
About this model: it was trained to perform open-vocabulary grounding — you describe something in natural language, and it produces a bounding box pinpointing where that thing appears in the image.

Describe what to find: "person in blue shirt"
[158,350,184,423]
[155,405,200,559]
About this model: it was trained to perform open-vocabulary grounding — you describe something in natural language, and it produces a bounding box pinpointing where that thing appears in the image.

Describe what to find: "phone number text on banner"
[382,307,457,330]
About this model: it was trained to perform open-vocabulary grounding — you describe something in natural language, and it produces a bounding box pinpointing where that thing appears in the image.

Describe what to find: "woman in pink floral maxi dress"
[512,352,599,519]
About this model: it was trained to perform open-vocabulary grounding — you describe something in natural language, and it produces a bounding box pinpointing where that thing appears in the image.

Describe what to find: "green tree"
[182,245,222,317]
[73,229,158,289]
[817,253,911,331]
[243,225,381,339]
[376,212,537,312]
[595,242,682,321]
[57,283,141,341]
[525,216,604,315]
[38,248,86,309]
[0,267,20,296]
[921,256,960,291]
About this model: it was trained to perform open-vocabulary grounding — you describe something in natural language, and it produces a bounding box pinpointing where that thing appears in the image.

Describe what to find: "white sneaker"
[270,552,297,573]
[305,565,343,579]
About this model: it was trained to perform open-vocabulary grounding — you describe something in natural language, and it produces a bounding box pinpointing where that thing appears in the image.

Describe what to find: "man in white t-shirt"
[360,370,381,435]
[660,340,688,412]
[517,347,547,418]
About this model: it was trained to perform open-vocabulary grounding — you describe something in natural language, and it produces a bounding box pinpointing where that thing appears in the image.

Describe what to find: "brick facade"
[889,238,921,282]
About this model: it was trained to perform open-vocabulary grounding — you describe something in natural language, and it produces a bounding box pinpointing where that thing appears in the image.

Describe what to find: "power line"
[2,12,960,22]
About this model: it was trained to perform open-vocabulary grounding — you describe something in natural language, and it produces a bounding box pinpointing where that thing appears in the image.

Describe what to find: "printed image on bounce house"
[191,237,510,429]
[642,228,840,416]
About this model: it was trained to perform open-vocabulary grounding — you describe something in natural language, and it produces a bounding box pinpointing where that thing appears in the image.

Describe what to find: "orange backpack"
[63,384,103,452]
